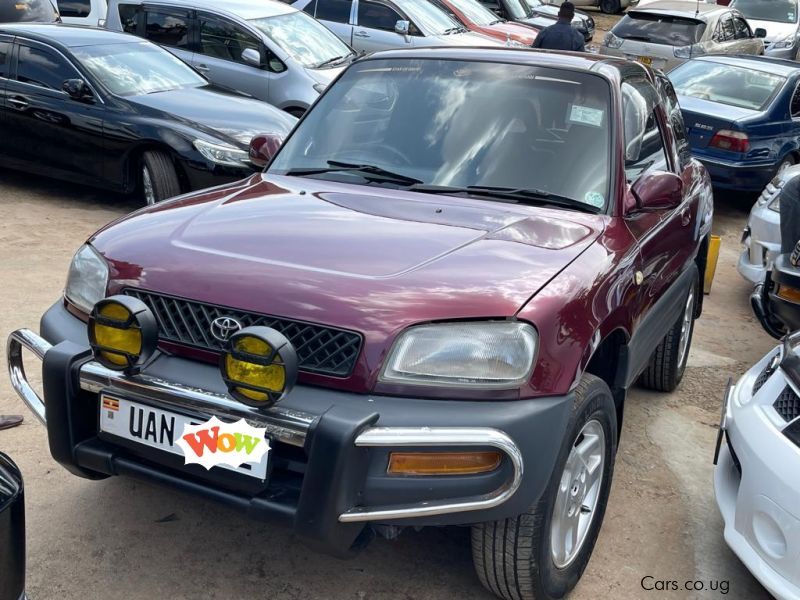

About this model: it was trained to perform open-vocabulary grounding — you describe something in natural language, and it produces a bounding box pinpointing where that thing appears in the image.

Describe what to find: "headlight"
[221,326,298,408]
[65,244,108,314]
[604,32,623,48]
[313,82,327,94]
[772,34,795,49]
[380,322,537,388]
[193,139,249,167]
[88,295,158,372]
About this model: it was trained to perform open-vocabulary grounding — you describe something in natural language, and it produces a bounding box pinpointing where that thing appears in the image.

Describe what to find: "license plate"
[99,395,269,479]
[637,55,653,66]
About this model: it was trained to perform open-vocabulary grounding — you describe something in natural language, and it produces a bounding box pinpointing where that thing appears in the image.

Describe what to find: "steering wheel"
[366,144,414,167]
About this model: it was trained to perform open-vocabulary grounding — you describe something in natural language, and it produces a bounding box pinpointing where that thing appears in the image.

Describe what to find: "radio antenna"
[695,0,700,18]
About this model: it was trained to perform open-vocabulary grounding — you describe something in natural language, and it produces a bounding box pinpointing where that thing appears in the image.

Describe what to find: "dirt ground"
[0,162,782,600]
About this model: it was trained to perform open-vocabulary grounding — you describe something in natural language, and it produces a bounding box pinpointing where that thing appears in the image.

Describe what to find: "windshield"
[731,0,798,24]
[73,42,207,96]
[505,0,532,20]
[445,0,502,26]
[0,0,57,22]
[396,0,464,34]
[249,11,353,69]
[613,12,706,45]
[527,0,544,7]
[270,59,612,211]
[669,61,786,110]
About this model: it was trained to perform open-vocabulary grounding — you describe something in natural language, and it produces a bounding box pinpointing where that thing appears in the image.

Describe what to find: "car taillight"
[709,130,749,153]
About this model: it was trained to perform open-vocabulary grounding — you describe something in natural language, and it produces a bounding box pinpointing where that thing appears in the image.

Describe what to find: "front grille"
[752,363,772,395]
[774,385,800,422]
[125,289,362,377]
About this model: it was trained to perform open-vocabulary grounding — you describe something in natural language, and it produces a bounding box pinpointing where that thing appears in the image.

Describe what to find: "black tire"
[141,150,180,205]
[639,270,699,393]
[599,0,620,14]
[471,374,618,600]
[776,154,796,178]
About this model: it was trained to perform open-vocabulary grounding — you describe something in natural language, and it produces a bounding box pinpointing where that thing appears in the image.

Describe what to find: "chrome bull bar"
[6,328,524,522]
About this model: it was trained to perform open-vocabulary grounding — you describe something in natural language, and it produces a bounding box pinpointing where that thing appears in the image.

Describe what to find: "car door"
[353,0,412,52]
[0,36,12,163]
[193,13,272,102]
[732,12,762,54]
[621,77,696,382]
[308,0,356,46]
[2,39,106,186]
[139,5,194,65]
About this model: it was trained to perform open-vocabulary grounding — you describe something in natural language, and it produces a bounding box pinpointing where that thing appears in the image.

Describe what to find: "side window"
[0,41,9,79]
[57,0,90,17]
[622,79,668,181]
[144,9,191,48]
[16,45,78,91]
[733,16,751,39]
[198,16,261,65]
[118,4,139,34]
[315,0,352,23]
[791,84,800,118]
[357,0,402,30]
[717,15,735,42]
[301,0,317,14]
[657,74,690,168]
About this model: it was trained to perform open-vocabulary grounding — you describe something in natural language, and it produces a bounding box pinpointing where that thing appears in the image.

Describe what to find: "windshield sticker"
[584,192,605,208]
[569,104,604,127]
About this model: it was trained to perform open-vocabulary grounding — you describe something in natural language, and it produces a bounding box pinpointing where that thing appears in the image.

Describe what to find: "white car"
[739,165,800,285]
[715,337,800,600]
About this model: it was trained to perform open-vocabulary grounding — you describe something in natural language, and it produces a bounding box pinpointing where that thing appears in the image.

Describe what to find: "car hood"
[430,30,505,45]
[306,63,348,87]
[126,86,297,149]
[488,20,540,42]
[745,19,797,42]
[93,174,605,348]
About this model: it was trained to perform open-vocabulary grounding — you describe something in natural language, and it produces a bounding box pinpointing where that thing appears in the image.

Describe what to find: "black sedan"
[0,24,297,204]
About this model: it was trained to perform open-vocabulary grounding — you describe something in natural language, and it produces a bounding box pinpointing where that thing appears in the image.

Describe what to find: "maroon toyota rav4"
[8,49,713,599]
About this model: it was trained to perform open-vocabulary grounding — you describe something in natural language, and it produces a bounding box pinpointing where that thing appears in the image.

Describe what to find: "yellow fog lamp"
[221,326,298,408]
[387,451,502,476]
[88,295,158,372]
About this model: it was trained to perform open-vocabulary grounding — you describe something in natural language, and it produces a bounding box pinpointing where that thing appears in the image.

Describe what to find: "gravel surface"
[0,167,779,600]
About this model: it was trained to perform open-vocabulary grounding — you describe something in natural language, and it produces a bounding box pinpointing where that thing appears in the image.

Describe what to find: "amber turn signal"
[778,284,800,304]
[387,451,502,476]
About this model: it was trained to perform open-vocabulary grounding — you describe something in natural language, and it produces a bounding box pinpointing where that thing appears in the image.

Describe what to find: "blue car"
[668,55,800,192]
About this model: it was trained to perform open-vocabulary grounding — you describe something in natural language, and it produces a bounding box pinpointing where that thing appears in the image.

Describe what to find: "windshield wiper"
[443,26,464,34]
[286,160,422,185]
[314,54,349,68]
[407,184,602,213]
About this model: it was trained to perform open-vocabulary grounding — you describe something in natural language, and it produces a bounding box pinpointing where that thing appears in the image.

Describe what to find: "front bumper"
[765,44,798,60]
[714,348,800,600]
[697,156,779,192]
[6,302,573,557]
[738,200,781,285]
[176,154,256,192]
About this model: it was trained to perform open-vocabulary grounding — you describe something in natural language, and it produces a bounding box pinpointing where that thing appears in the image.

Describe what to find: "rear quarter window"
[57,0,90,17]
[613,11,706,46]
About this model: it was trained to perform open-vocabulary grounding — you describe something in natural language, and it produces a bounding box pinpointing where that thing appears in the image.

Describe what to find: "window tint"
[358,1,401,30]
[733,16,751,38]
[0,0,58,22]
[315,0,352,23]
[791,84,800,118]
[622,79,667,180]
[199,15,260,64]
[57,0,90,17]
[0,41,9,78]
[144,10,190,48]
[118,4,139,34]
[16,45,78,90]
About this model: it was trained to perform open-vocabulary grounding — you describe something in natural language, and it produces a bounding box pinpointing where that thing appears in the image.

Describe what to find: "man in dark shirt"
[532,1,586,52]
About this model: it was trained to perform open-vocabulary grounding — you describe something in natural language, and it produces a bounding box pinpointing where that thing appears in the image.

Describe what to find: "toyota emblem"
[210,316,243,342]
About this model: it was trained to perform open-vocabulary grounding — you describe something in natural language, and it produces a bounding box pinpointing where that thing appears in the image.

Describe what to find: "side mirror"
[249,133,284,168]
[394,19,410,35]
[241,47,262,67]
[62,78,93,102]
[629,170,684,212]
[754,27,767,38]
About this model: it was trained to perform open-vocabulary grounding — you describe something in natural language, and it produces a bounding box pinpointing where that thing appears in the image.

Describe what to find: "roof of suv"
[629,0,728,20]
[0,23,137,46]
[113,0,295,19]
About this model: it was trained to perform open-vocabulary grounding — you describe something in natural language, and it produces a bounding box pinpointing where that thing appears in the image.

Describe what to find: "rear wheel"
[599,0,620,14]
[141,150,180,206]
[471,374,617,600]
[639,271,698,392]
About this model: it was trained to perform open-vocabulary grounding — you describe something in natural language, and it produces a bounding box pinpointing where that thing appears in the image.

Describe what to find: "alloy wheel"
[677,287,694,368]
[550,419,605,569]
[142,165,156,206]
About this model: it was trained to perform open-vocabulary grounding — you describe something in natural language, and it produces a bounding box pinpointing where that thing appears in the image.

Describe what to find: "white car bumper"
[738,182,783,285]
[715,347,800,600]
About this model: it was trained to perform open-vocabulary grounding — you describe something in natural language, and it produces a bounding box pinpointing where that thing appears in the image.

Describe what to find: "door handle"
[7,97,28,109]
[195,64,210,72]
[354,30,370,38]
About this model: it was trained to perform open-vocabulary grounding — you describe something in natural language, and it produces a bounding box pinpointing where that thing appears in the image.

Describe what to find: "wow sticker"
[175,416,269,471]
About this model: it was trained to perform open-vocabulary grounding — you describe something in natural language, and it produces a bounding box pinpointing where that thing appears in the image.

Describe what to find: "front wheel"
[471,374,618,600]
[599,0,620,14]
[141,150,181,206]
